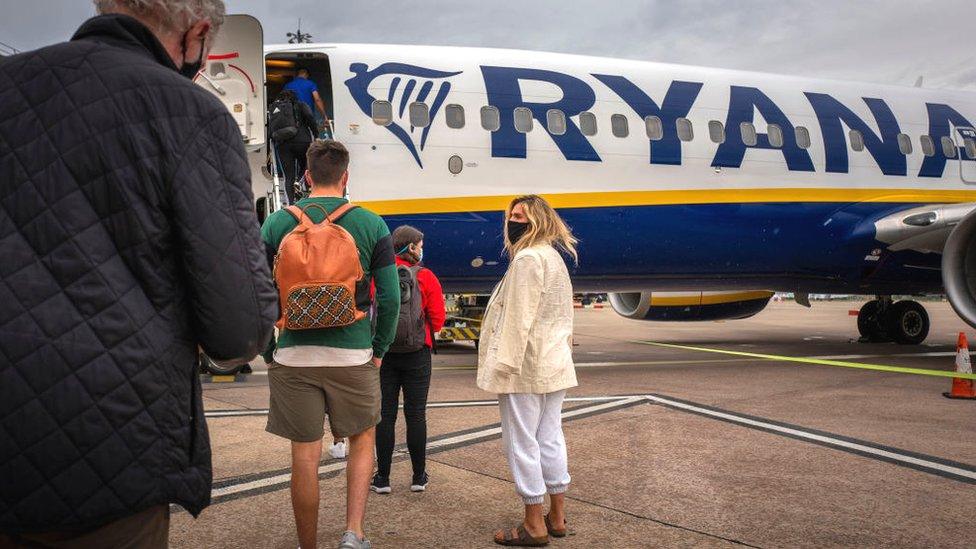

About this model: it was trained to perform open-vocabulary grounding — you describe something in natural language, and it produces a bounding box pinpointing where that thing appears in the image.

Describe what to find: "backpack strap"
[283,205,304,223]
[284,203,330,226]
[326,203,360,224]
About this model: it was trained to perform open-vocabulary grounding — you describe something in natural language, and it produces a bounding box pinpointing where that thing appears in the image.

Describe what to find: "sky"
[1,0,974,90]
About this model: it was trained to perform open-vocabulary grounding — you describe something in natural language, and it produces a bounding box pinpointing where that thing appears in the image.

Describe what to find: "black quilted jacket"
[0,15,277,532]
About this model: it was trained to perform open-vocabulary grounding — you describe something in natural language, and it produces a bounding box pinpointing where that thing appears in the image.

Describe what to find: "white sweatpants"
[498,390,571,504]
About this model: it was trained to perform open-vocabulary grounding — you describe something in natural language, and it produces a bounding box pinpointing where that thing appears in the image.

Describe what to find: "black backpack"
[268,98,299,142]
[390,265,427,353]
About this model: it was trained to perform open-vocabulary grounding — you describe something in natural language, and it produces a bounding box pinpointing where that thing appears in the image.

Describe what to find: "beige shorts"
[266,361,381,441]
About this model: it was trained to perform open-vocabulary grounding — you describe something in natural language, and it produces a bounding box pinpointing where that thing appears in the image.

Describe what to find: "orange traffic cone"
[943,332,976,399]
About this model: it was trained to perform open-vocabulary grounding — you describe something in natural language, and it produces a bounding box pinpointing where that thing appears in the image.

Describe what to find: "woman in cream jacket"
[478,195,578,547]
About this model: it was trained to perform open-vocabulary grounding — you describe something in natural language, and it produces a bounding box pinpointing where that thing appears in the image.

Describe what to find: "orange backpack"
[273,203,366,330]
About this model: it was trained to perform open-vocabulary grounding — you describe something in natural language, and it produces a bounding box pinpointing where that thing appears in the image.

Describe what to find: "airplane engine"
[942,209,976,329]
[607,291,775,321]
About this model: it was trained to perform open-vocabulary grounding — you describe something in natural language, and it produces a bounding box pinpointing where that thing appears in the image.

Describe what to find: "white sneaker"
[328,441,347,460]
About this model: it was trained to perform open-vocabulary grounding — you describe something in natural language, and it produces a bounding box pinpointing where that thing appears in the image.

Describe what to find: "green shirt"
[261,197,400,358]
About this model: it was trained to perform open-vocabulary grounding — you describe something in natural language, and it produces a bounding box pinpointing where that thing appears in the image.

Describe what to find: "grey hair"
[94,0,226,34]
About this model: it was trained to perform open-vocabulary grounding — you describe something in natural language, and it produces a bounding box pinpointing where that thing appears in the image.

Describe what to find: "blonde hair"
[503,195,578,264]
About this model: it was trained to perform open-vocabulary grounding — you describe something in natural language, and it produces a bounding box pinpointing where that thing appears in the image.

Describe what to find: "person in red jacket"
[372,225,446,494]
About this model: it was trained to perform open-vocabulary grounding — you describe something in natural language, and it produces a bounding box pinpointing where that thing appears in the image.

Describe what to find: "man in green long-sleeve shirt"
[260,140,399,549]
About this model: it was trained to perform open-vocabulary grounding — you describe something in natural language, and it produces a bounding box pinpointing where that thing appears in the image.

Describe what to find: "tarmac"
[174,300,976,548]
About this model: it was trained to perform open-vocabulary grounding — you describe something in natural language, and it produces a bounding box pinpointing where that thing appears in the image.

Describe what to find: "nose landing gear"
[857,296,930,345]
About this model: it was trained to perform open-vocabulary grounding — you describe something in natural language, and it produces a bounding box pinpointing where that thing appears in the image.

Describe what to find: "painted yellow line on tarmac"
[637,341,976,380]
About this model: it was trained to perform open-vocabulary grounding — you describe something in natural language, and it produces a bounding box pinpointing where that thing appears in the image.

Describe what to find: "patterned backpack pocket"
[284,283,358,330]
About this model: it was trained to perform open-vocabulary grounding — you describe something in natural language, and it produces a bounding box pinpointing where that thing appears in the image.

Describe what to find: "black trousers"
[376,347,432,478]
[276,138,310,205]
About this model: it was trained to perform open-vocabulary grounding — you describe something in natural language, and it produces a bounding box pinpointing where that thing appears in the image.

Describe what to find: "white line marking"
[643,395,976,481]
[210,397,642,499]
[241,351,956,376]
[811,352,955,360]
[245,359,746,375]
[204,396,630,418]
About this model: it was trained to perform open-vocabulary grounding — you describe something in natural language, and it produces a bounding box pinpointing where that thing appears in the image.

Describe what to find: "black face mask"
[507,220,529,245]
[179,31,205,79]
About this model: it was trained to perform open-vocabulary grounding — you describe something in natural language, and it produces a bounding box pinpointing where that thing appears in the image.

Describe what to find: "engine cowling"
[608,290,774,321]
[942,209,976,328]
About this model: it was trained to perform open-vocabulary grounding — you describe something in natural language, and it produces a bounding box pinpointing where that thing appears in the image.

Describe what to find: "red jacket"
[396,256,446,348]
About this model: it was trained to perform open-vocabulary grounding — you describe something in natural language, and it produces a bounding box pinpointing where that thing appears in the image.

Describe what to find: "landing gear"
[857,297,930,345]
[886,300,930,345]
[857,299,889,342]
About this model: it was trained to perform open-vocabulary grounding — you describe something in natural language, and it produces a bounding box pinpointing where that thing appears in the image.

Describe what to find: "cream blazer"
[477,244,578,394]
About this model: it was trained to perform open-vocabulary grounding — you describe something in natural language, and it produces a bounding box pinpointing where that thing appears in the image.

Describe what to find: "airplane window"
[409,102,430,128]
[579,111,598,136]
[445,104,465,129]
[920,135,935,157]
[676,118,694,142]
[965,138,976,159]
[371,100,393,126]
[708,120,725,144]
[740,122,757,146]
[611,114,629,138]
[795,126,811,149]
[547,109,567,136]
[481,106,500,132]
[942,136,957,158]
[645,116,663,141]
[849,130,865,152]
[514,107,533,133]
[897,133,913,155]
[767,124,784,148]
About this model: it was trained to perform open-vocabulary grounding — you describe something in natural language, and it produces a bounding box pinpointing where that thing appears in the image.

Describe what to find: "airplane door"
[956,127,976,183]
[194,14,266,148]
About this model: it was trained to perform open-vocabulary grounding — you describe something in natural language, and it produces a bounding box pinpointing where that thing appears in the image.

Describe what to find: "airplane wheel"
[886,300,929,345]
[857,300,890,342]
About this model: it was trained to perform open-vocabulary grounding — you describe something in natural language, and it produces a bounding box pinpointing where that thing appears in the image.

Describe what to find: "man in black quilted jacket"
[0,0,278,546]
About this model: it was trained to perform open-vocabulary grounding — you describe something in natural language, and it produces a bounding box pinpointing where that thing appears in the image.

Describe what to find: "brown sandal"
[544,514,568,538]
[493,525,550,547]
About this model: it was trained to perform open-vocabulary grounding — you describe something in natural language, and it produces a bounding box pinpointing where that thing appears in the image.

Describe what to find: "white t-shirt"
[274,345,373,367]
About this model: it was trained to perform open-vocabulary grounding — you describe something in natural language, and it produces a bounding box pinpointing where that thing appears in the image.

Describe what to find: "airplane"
[195,15,976,346]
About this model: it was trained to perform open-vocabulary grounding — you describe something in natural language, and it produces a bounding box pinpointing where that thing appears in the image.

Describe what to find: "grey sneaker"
[337,530,371,549]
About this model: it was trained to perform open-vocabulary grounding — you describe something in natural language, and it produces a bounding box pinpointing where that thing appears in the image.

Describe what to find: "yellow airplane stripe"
[649,291,775,307]
[359,188,976,216]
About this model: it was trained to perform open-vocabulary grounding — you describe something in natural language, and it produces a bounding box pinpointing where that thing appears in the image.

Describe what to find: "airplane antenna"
[913,75,924,88]
[286,18,313,44]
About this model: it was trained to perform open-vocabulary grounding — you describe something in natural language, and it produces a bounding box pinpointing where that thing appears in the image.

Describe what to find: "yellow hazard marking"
[209,375,237,383]
[439,327,480,340]
[358,188,976,216]
[637,341,976,380]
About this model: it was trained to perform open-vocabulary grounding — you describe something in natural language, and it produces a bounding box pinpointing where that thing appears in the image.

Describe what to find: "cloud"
[1,0,973,90]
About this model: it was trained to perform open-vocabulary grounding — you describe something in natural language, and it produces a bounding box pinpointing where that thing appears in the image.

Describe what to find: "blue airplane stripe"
[416,80,434,104]
[388,76,401,102]
[399,79,417,118]
[421,81,451,150]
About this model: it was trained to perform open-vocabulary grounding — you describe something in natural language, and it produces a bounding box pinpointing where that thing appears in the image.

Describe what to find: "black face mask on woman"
[507,220,529,244]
